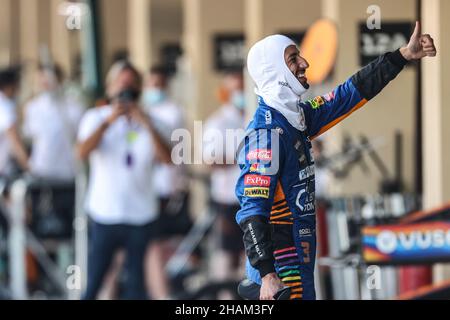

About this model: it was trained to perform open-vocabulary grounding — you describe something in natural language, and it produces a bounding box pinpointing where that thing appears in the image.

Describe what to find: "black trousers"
[211,202,244,254]
[82,220,157,300]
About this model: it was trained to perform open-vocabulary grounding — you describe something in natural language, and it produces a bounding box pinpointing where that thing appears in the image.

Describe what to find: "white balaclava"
[247,35,308,131]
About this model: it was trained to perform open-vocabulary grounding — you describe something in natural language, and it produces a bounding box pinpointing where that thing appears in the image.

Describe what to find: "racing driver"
[235,22,436,300]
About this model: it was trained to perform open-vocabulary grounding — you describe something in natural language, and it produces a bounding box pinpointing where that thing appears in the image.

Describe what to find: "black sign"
[214,34,245,71]
[280,31,306,46]
[359,22,413,66]
[160,43,183,75]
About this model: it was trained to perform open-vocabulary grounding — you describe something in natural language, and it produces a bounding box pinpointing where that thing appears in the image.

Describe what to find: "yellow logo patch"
[244,187,270,199]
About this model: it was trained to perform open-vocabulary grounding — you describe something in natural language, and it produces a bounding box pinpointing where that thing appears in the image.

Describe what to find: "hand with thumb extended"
[400,21,437,61]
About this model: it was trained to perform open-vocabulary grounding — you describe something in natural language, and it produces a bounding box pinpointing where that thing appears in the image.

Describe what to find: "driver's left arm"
[302,49,408,140]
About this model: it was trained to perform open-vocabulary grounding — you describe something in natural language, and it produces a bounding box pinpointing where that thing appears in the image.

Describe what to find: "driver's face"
[284,45,310,88]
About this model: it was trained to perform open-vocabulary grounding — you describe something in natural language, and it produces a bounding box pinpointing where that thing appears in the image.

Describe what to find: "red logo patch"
[244,175,271,187]
[246,149,272,161]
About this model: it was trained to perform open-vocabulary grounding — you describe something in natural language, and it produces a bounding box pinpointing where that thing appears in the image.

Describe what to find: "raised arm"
[77,106,126,161]
[302,21,436,140]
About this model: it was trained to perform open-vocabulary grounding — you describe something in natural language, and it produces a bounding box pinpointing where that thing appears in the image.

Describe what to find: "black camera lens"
[117,88,140,103]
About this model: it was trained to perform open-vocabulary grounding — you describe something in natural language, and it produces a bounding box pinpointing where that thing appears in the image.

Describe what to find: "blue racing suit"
[235,50,408,300]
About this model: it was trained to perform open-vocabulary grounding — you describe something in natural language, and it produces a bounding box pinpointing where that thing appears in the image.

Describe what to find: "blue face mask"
[231,91,246,110]
[142,89,166,107]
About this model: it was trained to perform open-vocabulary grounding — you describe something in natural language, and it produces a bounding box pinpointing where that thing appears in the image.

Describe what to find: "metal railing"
[319,193,420,300]
[1,172,88,300]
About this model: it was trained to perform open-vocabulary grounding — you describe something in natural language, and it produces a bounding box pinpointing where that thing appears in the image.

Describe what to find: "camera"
[116,88,140,104]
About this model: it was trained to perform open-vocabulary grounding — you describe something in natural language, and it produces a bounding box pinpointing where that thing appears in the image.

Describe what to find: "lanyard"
[125,120,140,168]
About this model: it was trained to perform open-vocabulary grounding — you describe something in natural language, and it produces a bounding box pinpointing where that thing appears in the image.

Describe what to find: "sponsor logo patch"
[324,91,335,102]
[250,163,267,174]
[307,96,326,109]
[299,165,315,181]
[299,228,312,236]
[244,175,271,187]
[295,187,316,213]
[265,111,272,125]
[244,187,270,199]
[247,149,272,161]
[299,154,307,165]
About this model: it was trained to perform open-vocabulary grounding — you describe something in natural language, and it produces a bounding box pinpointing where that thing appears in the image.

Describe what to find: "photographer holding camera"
[77,61,171,300]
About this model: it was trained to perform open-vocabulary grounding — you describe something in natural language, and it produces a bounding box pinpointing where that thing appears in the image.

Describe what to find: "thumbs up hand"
[400,21,437,61]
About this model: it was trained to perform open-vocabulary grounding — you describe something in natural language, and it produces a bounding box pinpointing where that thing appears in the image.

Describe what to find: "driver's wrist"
[400,47,414,61]
[262,273,278,281]
[258,260,276,278]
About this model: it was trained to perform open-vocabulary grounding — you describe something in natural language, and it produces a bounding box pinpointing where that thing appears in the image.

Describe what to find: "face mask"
[42,69,59,92]
[142,89,166,107]
[231,91,246,110]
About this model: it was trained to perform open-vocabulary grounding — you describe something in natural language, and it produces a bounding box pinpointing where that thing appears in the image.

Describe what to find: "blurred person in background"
[23,64,84,181]
[312,139,331,201]
[311,138,332,299]
[0,66,29,261]
[141,65,190,299]
[203,71,246,289]
[77,61,171,300]
[0,66,29,180]
[0,66,29,269]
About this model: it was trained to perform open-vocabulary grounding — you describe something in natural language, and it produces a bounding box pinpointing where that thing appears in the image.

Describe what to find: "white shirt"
[203,104,245,205]
[315,166,331,199]
[78,105,157,225]
[23,92,84,180]
[0,92,16,174]
[145,100,187,197]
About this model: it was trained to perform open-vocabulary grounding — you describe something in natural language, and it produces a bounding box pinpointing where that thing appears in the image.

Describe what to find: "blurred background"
[0,0,449,300]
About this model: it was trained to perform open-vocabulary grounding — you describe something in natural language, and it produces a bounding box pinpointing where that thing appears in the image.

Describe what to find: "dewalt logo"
[244,187,270,199]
